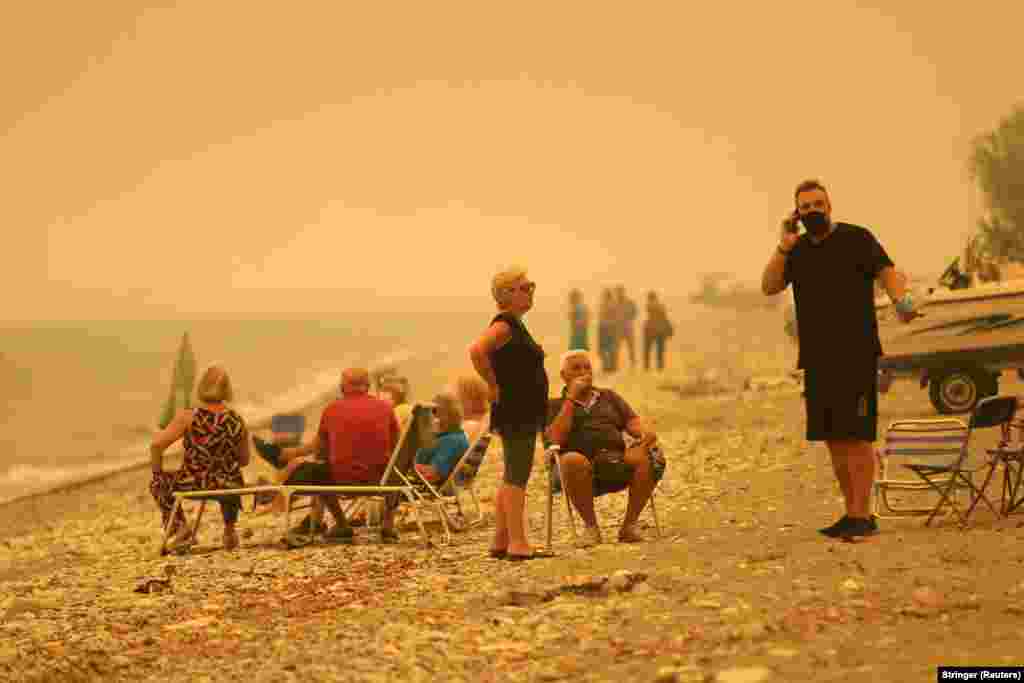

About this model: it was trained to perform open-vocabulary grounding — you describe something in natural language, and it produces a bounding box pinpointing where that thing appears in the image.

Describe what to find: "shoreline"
[0,336,507,543]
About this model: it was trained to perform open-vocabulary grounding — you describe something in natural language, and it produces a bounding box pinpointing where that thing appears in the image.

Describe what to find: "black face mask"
[800,211,830,236]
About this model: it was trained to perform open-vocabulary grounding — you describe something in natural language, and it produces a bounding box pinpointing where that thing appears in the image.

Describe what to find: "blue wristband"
[894,293,915,314]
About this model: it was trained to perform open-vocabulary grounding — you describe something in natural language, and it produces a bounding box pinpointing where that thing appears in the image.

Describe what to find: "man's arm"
[877,266,908,302]
[281,433,321,463]
[545,400,576,447]
[762,248,790,296]
[625,415,658,446]
[764,216,800,296]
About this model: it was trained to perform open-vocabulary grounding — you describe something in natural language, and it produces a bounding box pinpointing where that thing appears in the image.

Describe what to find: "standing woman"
[568,289,590,351]
[469,265,551,561]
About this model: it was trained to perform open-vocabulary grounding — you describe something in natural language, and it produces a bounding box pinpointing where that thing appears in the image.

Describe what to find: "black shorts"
[284,462,399,508]
[803,360,878,443]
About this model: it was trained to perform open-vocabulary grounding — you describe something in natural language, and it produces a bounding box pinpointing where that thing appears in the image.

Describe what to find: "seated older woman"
[150,364,250,552]
[381,377,413,433]
[454,374,490,444]
[414,392,470,484]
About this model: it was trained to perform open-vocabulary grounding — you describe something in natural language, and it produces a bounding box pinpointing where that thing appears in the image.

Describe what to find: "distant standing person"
[643,291,673,371]
[597,288,619,373]
[616,285,639,369]
[761,178,919,540]
[469,265,552,561]
[568,289,590,351]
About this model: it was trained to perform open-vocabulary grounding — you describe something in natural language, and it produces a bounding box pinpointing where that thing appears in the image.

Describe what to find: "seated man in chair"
[253,367,402,543]
[546,350,660,546]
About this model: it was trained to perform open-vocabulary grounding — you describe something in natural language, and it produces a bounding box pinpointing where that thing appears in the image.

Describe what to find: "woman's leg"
[501,428,536,555]
[150,472,186,533]
[656,336,666,370]
[504,484,530,555]
[219,496,241,550]
[491,484,509,551]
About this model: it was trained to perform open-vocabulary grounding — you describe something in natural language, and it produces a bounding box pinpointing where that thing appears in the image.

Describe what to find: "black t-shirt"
[783,222,894,370]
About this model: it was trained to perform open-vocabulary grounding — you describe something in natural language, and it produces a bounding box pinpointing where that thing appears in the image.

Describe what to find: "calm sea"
[0,311,566,504]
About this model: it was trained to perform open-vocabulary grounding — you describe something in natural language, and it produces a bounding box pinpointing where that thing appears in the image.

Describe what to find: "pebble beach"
[3,309,1024,683]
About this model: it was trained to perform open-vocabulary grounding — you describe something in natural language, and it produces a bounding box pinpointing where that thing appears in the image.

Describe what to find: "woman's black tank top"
[489,312,549,432]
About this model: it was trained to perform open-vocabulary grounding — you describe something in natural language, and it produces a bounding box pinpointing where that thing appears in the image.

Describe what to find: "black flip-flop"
[488,549,507,559]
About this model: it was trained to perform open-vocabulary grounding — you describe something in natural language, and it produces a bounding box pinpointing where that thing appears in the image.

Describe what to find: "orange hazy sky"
[2,1,1022,319]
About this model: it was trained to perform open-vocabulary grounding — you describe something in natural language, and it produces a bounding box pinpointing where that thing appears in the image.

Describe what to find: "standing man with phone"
[761,179,920,540]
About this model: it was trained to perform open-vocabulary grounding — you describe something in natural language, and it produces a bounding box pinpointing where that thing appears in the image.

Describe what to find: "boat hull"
[878,281,1024,361]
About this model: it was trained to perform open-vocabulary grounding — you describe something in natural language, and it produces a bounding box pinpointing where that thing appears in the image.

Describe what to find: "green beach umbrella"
[157,332,197,429]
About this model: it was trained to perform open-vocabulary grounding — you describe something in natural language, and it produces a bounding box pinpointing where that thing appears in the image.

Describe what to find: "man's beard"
[801,211,830,237]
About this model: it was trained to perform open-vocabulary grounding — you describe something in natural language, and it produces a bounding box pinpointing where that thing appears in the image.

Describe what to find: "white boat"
[877,278,1024,359]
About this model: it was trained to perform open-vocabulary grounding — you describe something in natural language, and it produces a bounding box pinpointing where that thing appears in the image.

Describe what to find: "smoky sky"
[2,1,1022,319]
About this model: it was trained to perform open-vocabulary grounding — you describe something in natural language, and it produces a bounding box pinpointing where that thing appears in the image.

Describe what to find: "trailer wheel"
[928,367,991,414]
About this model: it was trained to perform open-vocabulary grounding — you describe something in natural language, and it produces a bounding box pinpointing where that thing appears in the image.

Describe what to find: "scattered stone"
[716,666,771,683]
[911,587,943,609]
[608,570,633,592]
[657,665,705,683]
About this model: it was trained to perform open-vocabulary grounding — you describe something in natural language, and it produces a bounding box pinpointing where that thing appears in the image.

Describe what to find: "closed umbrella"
[157,332,197,429]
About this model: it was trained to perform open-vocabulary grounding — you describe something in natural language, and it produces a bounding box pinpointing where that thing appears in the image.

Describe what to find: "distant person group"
[569,286,673,373]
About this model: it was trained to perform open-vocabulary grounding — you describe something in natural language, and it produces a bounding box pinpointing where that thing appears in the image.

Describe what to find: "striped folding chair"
[875,396,1015,526]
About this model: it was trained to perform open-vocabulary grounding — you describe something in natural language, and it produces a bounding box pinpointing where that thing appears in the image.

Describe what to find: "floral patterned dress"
[150,407,246,529]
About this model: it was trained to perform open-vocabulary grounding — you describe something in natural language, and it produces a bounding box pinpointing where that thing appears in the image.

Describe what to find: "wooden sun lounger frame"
[159,484,428,554]
[158,403,436,554]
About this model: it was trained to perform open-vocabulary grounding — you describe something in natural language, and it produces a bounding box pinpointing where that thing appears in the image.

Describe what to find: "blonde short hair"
[433,392,464,433]
[491,265,528,307]
[454,374,490,417]
[196,363,234,403]
[560,349,592,373]
[382,379,408,405]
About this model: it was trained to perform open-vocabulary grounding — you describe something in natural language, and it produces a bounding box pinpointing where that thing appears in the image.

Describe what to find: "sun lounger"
[408,414,493,543]
[159,403,436,553]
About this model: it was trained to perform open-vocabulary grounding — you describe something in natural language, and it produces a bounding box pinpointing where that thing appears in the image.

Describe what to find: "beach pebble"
[608,570,634,592]
[911,587,943,608]
[716,666,771,683]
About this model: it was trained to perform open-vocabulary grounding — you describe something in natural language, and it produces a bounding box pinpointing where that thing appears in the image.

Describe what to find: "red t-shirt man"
[318,393,400,484]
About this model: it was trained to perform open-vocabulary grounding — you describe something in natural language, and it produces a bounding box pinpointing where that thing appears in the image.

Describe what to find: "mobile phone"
[786,210,801,234]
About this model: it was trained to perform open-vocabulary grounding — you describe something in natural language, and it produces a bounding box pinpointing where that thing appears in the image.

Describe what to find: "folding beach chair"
[408,415,494,541]
[280,402,436,546]
[542,437,664,552]
[874,395,1016,527]
[991,413,1024,516]
[160,403,436,552]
